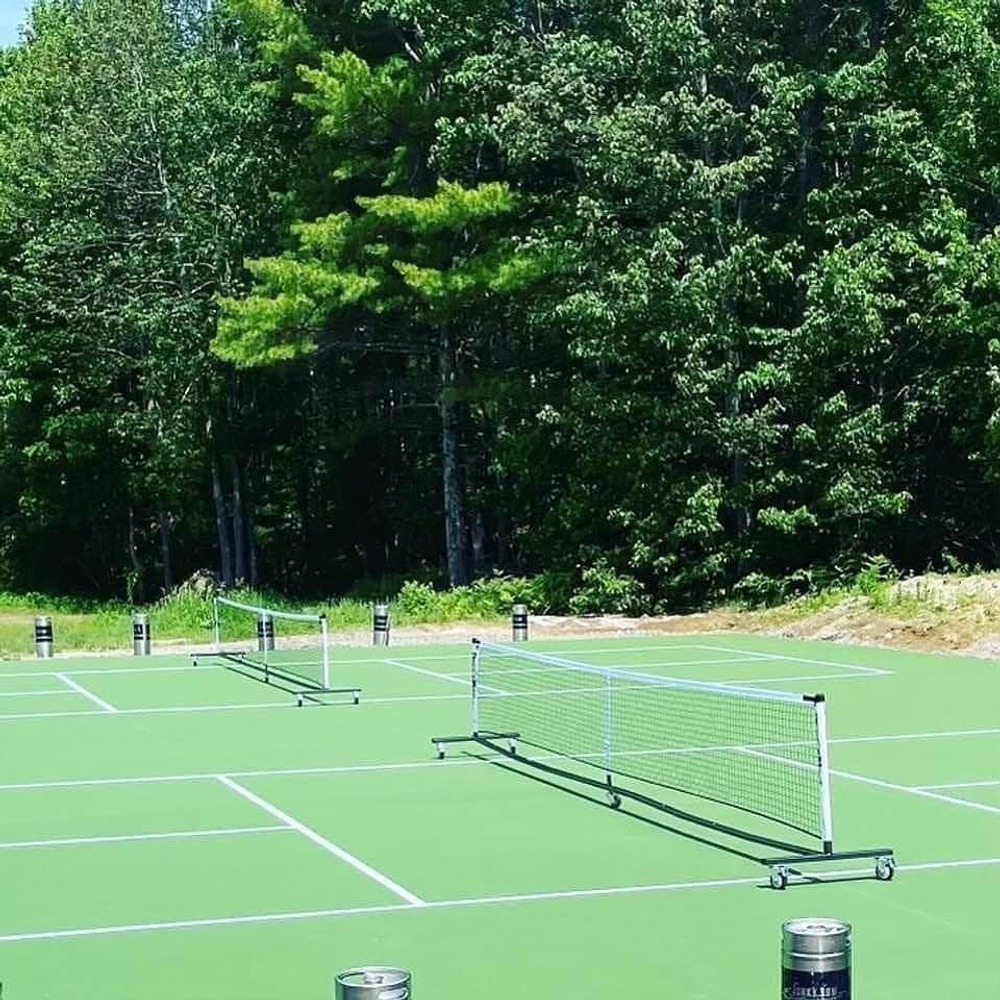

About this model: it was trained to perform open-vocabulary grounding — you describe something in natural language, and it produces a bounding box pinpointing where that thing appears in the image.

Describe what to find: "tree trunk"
[439,323,471,586]
[471,510,487,573]
[157,508,174,593]
[229,455,247,584]
[245,468,258,588]
[797,0,826,205]
[211,457,234,586]
[126,507,145,604]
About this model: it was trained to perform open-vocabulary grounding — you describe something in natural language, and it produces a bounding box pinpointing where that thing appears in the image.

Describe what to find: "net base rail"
[431,730,895,889]
[192,649,361,707]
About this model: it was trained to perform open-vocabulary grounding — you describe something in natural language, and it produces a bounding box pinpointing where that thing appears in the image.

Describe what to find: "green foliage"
[391,572,573,622]
[568,561,650,617]
[851,555,900,608]
[8,0,1000,614]
[731,572,800,609]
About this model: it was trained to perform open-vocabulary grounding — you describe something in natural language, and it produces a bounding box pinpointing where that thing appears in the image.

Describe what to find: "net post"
[212,597,221,650]
[320,614,330,689]
[813,694,835,852]
[471,639,481,735]
[603,669,613,776]
[602,668,622,807]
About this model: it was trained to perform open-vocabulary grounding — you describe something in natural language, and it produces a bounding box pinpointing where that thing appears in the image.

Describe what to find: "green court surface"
[0,634,997,998]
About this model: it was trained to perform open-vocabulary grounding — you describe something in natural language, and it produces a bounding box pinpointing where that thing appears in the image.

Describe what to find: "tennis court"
[0,633,997,998]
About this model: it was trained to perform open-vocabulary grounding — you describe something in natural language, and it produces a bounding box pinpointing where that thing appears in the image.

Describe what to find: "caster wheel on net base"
[875,856,896,882]
[607,792,622,810]
[769,865,789,890]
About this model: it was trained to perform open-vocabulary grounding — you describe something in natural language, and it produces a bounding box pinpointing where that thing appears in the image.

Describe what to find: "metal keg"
[256,612,275,652]
[511,603,529,641]
[132,613,151,656]
[782,918,851,1000]
[33,615,54,658]
[335,966,411,1000]
[373,604,390,646]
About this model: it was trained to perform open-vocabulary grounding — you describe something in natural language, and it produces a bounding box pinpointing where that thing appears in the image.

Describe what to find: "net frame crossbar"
[192,596,360,707]
[432,640,894,888]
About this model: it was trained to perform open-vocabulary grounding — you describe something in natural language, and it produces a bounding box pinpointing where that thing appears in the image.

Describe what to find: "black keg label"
[782,968,850,1000]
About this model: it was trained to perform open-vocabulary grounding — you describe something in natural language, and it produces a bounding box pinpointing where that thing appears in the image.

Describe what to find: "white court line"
[831,767,1000,816]
[717,672,890,687]
[425,656,772,679]
[2,725,998,794]
[0,856,995,944]
[694,644,891,676]
[0,825,290,850]
[833,728,1000,745]
[0,689,71,698]
[385,658,472,688]
[743,746,1000,817]
[0,691,469,722]
[0,758,482,792]
[0,644,767,679]
[216,775,425,906]
[0,664,223,679]
[0,665,891,722]
[917,780,1000,791]
[55,673,117,713]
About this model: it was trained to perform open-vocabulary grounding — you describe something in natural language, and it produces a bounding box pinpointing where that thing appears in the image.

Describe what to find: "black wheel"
[769,866,789,890]
[353,693,360,705]
[608,793,622,810]
[434,745,444,760]
[875,857,895,881]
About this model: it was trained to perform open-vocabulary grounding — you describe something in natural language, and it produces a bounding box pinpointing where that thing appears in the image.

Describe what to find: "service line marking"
[55,674,117,713]
[694,645,891,676]
[215,775,425,907]
[916,780,1000,791]
[0,825,289,851]
[0,856,996,944]
[1,726,998,794]
[0,689,72,698]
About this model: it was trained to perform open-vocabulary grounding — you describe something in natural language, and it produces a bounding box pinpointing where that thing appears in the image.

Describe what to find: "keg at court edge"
[511,603,529,641]
[34,615,54,658]
[256,612,275,652]
[335,967,411,1000]
[373,603,390,646]
[782,918,851,1000]
[132,613,151,656]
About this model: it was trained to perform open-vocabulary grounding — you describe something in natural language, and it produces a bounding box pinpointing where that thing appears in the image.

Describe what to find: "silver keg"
[335,967,411,1000]
[33,615,54,658]
[373,604,390,646]
[132,613,151,656]
[511,603,529,641]
[256,612,275,652]
[781,918,851,999]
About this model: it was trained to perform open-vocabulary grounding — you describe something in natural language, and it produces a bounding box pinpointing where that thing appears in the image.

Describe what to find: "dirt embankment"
[315,578,1000,657]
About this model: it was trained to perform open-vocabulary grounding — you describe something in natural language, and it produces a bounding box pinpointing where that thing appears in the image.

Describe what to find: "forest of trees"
[2,0,1000,611]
